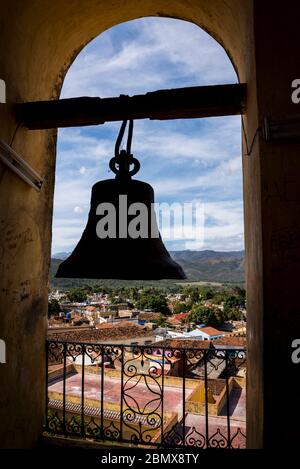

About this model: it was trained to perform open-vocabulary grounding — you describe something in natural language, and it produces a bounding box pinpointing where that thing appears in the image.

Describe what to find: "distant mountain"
[50,250,244,287]
[171,250,244,283]
[52,252,69,260]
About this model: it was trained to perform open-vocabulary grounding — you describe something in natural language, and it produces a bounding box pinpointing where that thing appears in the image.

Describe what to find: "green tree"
[109,295,125,304]
[220,294,243,321]
[211,290,226,305]
[188,305,224,327]
[136,292,170,315]
[68,288,88,303]
[199,286,215,300]
[173,301,188,315]
[130,287,140,301]
[223,295,240,309]
[48,299,61,318]
[223,305,243,321]
[232,286,246,299]
[182,286,201,303]
[158,313,167,327]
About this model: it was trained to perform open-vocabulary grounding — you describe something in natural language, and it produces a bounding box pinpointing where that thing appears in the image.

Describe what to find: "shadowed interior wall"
[1,0,286,449]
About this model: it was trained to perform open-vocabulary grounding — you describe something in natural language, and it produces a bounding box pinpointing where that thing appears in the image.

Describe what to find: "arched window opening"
[48,17,246,449]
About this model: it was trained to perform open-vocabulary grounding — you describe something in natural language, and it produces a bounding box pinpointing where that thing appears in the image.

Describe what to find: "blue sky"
[52,18,243,254]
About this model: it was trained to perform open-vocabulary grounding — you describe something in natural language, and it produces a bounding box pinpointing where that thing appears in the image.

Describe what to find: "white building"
[155,326,225,342]
[187,326,225,341]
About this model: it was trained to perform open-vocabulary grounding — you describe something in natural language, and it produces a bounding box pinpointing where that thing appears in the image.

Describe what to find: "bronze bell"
[55,120,186,280]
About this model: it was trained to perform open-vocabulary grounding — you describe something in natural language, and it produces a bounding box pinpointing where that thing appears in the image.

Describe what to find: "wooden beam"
[16,84,246,130]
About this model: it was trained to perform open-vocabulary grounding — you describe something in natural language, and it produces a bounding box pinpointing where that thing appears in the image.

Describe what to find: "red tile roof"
[116,321,136,328]
[139,312,160,321]
[197,327,223,336]
[213,336,246,347]
[48,323,150,342]
[154,339,212,350]
[95,323,114,330]
[173,312,189,321]
[96,321,137,330]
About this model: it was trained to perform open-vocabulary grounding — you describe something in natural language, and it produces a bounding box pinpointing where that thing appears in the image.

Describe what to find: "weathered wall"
[250,2,300,448]
[0,0,272,449]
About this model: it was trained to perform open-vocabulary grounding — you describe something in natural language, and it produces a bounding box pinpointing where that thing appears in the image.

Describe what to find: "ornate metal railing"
[45,340,246,448]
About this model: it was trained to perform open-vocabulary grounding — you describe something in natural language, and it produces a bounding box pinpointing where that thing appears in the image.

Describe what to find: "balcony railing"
[45,340,246,448]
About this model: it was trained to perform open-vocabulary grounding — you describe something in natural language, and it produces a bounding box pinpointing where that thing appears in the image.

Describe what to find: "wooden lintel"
[16,83,246,130]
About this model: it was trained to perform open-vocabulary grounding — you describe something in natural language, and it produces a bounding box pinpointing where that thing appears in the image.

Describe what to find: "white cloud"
[201,200,244,250]
[53,179,91,212]
[61,18,236,99]
[151,155,242,198]
[52,18,243,253]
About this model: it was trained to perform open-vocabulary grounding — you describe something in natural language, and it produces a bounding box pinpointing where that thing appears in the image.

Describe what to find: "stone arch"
[0,0,264,449]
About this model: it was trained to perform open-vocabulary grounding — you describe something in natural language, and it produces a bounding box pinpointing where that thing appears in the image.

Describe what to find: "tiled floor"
[48,372,246,448]
[49,372,194,414]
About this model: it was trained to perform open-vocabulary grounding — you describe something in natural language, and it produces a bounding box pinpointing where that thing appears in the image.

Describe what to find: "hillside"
[171,250,244,283]
[50,250,244,288]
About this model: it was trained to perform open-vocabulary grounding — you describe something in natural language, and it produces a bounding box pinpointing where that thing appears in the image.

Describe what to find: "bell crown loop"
[109,119,140,180]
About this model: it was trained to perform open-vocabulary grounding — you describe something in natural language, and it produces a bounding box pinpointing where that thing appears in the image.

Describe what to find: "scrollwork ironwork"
[46,340,246,449]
